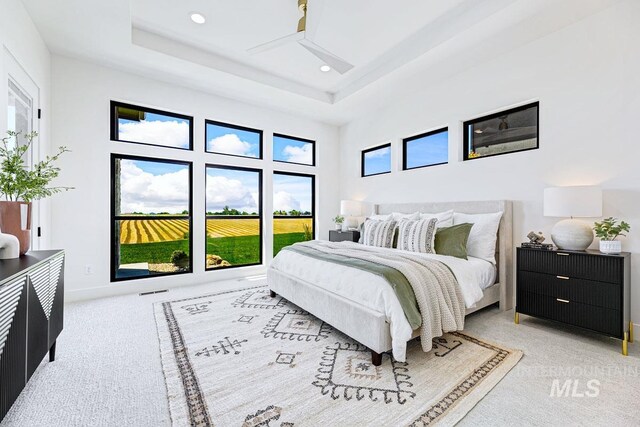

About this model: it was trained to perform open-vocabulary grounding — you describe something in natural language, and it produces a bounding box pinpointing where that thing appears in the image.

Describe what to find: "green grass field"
[120,232,307,266]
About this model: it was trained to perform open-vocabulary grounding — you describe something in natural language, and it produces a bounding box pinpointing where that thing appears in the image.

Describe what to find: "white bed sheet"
[269,245,496,361]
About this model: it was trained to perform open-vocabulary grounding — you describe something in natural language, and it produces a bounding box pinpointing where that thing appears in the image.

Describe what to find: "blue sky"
[119,159,189,214]
[206,123,260,158]
[363,146,391,176]
[273,174,312,213]
[206,167,259,212]
[405,131,448,168]
[273,135,313,164]
[118,112,190,149]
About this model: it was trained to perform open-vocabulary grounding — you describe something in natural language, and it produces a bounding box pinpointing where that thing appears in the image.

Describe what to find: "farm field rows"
[119,218,312,243]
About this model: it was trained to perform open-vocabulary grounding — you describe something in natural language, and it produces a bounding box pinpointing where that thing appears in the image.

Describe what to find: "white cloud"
[273,191,300,212]
[207,134,254,156]
[120,160,189,214]
[282,144,313,164]
[365,146,390,159]
[206,175,257,212]
[119,120,189,148]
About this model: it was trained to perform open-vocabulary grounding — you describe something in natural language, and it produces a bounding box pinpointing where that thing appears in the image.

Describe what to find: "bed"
[267,200,513,365]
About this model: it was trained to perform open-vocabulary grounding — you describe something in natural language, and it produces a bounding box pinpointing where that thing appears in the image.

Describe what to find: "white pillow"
[420,210,454,228]
[453,212,503,264]
[396,218,437,253]
[391,212,420,221]
[369,214,391,221]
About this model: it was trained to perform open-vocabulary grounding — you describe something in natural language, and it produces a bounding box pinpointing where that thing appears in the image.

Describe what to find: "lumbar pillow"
[396,218,438,253]
[434,223,474,259]
[420,210,454,228]
[362,219,397,248]
[453,212,503,263]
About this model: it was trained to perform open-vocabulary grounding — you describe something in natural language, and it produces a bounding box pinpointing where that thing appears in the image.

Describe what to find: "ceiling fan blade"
[304,0,325,41]
[298,39,354,74]
[247,31,304,54]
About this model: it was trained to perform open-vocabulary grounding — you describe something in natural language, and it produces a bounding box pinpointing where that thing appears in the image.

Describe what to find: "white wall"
[339,2,640,323]
[0,0,52,248]
[51,56,340,301]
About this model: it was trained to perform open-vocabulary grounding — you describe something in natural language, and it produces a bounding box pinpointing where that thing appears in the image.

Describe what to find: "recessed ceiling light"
[320,65,331,73]
[474,129,483,134]
[190,13,206,24]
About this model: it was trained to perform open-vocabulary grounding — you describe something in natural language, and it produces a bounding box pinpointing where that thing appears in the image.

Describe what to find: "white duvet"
[269,245,496,361]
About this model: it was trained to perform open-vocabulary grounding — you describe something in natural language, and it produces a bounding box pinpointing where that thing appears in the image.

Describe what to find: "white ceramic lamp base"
[550,218,594,251]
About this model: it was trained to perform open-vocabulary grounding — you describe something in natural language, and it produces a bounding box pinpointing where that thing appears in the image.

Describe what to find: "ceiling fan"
[247,0,354,74]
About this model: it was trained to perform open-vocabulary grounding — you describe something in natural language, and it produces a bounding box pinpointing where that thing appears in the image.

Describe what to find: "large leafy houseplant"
[0,130,72,256]
[0,131,72,201]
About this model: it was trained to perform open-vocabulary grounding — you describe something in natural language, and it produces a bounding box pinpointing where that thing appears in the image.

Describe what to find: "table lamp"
[340,200,363,231]
[543,186,602,250]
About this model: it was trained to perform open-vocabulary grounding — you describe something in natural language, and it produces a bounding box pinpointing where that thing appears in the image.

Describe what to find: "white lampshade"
[340,200,363,217]
[543,186,602,218]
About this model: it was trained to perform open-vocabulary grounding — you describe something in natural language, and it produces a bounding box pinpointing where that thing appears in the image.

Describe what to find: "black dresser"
[0,250,64,421]
[515,247,631,355]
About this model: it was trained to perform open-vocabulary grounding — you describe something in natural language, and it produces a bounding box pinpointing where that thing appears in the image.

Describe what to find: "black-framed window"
[463,101,539,160]
[111,154,193,282]
[205,165,262,270]
[403,127,448,170]
[273,171,315,256]
[205,120,262,159]
[110,101,193,150]
[273,133,315,166]
[361,143,391,177]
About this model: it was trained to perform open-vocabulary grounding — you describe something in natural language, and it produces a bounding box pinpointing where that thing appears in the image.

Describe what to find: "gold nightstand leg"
[514,312,519,325]
[623,332,628,356]
[630,322,634,343]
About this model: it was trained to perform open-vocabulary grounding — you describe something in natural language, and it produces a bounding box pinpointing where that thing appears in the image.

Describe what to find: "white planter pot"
[599,240,622,254]
[335,224,342,230]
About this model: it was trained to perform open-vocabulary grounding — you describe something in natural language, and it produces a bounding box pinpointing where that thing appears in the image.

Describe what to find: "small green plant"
[0,131,72,201]
[170,250,189,268]
[593,217,630,241]
[302,223,313,241]
[332,215,344,225]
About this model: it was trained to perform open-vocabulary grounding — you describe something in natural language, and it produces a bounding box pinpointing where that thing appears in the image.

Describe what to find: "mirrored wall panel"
[464,102,539,160]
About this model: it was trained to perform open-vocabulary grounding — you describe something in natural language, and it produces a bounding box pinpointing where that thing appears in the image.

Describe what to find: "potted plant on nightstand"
[332,215,344,231]
[0,131,72,256]
[593,217,630,254]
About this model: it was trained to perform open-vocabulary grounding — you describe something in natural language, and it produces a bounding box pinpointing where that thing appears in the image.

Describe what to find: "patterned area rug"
[154,285,522,426]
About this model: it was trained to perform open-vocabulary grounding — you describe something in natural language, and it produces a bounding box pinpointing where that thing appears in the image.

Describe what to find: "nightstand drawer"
[518,271,620,310]
[518,249,622,284]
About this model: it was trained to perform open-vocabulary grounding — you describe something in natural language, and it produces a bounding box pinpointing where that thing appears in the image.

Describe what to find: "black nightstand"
[515,247,632,355]
[329,230,360,243]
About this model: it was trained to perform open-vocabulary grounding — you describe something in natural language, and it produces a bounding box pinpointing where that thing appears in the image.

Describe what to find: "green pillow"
[434,223,473,259]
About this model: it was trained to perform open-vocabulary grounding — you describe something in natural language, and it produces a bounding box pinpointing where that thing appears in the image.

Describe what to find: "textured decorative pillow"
[396,218,438,253]
[453,212,503,263]
[434,223,473,259]
[419,210,454,228]
[362,220,397,248]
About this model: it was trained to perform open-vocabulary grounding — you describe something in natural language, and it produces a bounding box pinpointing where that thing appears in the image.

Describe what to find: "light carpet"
[154,285,522,426]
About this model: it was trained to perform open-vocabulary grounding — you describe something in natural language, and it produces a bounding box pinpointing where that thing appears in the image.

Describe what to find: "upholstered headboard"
[373,200,514,311]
